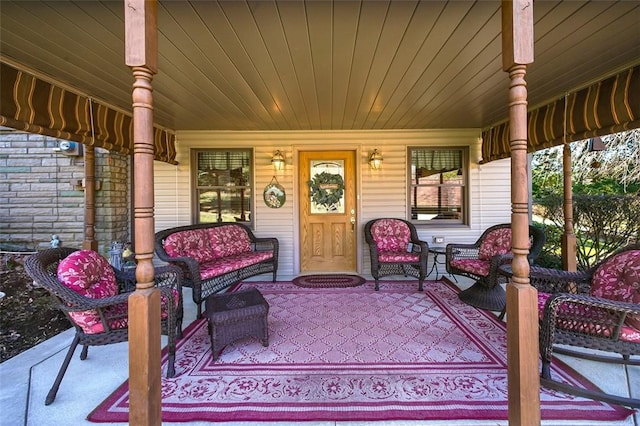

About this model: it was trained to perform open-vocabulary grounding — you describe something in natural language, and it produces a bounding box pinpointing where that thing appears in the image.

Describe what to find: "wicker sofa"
[155,222,278,317]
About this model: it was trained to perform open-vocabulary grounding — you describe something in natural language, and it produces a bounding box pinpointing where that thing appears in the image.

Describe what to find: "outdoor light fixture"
[271,150,285,171]
[588,137,606,152]
[368,149,383,170]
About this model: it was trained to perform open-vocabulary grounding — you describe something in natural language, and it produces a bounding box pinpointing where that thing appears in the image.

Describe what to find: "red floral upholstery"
[590,249,640,329]
[57,250,179,334]
[200,251,274,280]
[450,258,490,277]
[369,219,411,253]
[207,225,252,259]
[163,229,216,263]
[57,250,118,334]
[478,228,512,260]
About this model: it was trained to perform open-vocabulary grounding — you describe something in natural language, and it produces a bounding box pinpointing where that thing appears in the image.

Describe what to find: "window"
[192,149,253,226]
[408,147,467,225]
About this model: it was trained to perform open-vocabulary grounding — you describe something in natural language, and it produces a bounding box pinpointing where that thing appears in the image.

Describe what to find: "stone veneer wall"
[0,128,130,256]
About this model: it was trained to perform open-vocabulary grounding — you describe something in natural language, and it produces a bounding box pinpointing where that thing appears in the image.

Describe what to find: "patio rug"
[292,273,366,288]
[88,280,634,423]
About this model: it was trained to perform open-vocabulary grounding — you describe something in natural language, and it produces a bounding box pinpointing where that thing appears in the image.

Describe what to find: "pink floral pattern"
[590,250,640,329]
[164,229,216,263]
[57,250,118,334]
[200,252,274,280]
[450,259,490,277]
[370,219,411,253]
[207,225,252,259]
[57,250,179,334]
[537,292,640,343]
[379,253,420,263]
[478,228,512,260]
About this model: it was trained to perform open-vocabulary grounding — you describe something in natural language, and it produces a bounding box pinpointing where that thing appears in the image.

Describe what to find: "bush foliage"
[534,193,640,270]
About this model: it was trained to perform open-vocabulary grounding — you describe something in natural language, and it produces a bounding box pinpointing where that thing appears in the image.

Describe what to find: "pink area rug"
[88,280,634,423]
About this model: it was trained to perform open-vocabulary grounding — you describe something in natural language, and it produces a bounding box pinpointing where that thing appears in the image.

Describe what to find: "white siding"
[154,129,512,277]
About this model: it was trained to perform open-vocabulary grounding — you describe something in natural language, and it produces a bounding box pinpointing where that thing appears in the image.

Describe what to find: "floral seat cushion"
[207,225,253,259]
[450,258,491,277]
[370,219,411,253]
[58,250,179,334]
[200,251,274,280]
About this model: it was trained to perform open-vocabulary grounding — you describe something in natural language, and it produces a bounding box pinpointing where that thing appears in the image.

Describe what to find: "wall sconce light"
[271,150,285,171]
[368,149,383,170]
[588,137,606,152]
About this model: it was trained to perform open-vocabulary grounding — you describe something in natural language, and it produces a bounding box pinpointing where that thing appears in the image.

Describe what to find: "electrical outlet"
[433,236,445,244]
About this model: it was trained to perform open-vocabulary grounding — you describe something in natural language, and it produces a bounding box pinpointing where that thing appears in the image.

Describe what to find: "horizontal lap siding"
[154,130,512,277]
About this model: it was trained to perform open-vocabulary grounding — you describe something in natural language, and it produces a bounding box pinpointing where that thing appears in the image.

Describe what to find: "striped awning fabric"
[0,62,177,164]
[481,65,639,163]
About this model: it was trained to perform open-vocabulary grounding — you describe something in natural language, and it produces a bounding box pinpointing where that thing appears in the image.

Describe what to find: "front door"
[299,151,357,272]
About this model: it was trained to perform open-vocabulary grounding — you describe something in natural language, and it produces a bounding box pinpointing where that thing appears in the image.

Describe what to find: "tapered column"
[82,144,98,251]
[562,144,577,271]
[502,1,540,425]
[124,1,161,425]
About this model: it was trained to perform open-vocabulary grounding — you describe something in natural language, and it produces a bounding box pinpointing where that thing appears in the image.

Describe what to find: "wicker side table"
[205,287,270,361]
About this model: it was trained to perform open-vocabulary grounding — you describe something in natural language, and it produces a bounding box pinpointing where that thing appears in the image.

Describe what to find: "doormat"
[88,280,634,423]
[292,274,366,288]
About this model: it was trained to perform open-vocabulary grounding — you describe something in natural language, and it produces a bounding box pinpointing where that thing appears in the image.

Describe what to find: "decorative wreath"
[308,171,345,208]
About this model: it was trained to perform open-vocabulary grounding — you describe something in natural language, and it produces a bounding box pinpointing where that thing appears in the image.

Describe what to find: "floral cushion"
[379,252,420,263]
[538,292,640,343]
[207,225,253,259]
[200,251,273,280]
[370,219,411,253]
[57,250,118,334]
[590,250,640,329]
[163,229,216,263]
[450,258,490,277]
[478,228,512,260]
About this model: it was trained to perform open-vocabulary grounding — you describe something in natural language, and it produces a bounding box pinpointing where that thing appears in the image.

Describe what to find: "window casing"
[192,149,253,227]
[408,147,468,225]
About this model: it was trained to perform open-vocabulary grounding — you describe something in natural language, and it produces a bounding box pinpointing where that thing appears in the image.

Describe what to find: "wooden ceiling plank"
[330,0,361,129]
[351,0,420,130]
[276,1,321,129]
[340,0,391,129]
[305,0,335,129]
[157,2,267,129]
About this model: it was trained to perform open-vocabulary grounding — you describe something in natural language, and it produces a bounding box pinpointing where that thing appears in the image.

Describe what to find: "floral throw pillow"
[478,228,512,260]
[591,250,640,330]
[57,250,119,334]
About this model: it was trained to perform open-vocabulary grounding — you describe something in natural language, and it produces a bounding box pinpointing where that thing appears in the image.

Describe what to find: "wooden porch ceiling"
[1,0,639,133]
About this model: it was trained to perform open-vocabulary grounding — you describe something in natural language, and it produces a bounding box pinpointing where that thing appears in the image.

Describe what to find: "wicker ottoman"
[205,287,269,361]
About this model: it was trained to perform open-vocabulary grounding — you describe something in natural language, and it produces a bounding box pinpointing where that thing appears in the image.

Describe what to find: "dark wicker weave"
[155,222,279,317]
[445,223,545,315]
[205,288,269,361]
[24,247,183,405]
[530,244,640,408]
[364,218,429,291]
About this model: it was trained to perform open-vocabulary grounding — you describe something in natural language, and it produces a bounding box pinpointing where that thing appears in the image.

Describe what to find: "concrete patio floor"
[1,274,638,426]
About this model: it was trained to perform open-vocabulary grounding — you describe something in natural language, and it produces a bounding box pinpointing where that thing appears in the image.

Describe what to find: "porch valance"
[481,64,639,163]
[0,62,177,164]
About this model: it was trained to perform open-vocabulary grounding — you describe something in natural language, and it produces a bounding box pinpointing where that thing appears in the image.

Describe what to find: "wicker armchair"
[445,223,545,315]
[364,218,429,291]
[25,247,183,405]
[530,244,640,408]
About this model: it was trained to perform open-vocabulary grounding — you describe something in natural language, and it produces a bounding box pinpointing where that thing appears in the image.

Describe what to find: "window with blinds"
[407,147,468,225]
[192,149,253,226]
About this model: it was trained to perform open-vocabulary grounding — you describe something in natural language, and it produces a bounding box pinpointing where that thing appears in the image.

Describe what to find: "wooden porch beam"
[82,145,98,251]
[562,144,577,271]
[124,1,161,425]
[502,1,541,425]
